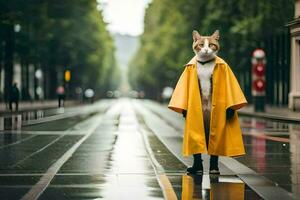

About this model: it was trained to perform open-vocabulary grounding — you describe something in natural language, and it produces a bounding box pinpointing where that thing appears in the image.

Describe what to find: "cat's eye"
[209,44,215,48]
[198,44,204,47]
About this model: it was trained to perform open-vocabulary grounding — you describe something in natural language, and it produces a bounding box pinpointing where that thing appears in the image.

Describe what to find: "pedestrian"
[9,83,20,111]
[56,86,65,107]
[168,30,247,174]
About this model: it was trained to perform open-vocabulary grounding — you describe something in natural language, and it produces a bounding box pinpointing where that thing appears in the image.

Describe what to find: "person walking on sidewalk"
[9,83,20,111]
[168,30,247,174]
[56,86,65,107]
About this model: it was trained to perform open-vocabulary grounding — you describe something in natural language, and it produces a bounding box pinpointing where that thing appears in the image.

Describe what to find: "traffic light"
[252,63,266,93]
[64,70,71,82]
[251,49,266,111]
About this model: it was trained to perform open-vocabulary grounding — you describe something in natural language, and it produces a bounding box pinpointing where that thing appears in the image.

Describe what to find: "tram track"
[134,99,299,200]
[142,100,292,143]
[0,101,115,172]
[0,135,38,150]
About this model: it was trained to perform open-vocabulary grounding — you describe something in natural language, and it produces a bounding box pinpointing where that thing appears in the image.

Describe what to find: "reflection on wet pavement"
[133,100,264,199]
[182,175,245,200]
[163,174,262,200]
[134,100,300,199]
[2,99,298,199]
[41,100,164,199]
[237,117,300,197]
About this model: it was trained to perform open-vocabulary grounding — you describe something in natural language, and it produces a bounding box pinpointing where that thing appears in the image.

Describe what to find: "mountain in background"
[113,33,139,70]
[113,33,139,93]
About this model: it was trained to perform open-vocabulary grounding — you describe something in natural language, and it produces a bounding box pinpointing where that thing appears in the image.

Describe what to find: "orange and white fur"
[192,30,220,111]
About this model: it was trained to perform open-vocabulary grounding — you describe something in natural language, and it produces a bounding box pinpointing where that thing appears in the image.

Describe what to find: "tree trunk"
[4,24,14,103]
[21,60,30,100]
[0,31,3,101]
[49,66,58,99]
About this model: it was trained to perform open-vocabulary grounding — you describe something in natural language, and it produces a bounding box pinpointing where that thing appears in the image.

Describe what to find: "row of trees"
[129,0,294,100]
[0,0,120,101]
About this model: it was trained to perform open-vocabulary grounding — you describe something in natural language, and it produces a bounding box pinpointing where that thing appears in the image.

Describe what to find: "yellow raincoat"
[168,56,247,157]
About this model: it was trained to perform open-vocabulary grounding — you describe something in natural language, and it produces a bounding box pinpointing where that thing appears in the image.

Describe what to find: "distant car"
[106,91,114,98]
[129,90,139,98]
[84,88,95,103]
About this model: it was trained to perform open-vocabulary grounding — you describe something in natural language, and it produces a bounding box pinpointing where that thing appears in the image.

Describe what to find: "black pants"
[58,96,65,107]
[9,100,19,111]
[194,108,218,166]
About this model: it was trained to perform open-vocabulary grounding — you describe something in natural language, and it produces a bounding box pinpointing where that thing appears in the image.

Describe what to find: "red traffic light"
[253,64,265,76]
[253,79,266,92]
[251,48,266,96]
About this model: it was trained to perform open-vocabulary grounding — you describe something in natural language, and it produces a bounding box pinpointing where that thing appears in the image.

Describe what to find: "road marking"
[1,130,88,135]
[0,173,44,176]
[140,127,178,200]
[0,172,161,176]
[21,100,113,126]
[138,100,299,200]
[0,135,37,150]
[20,114,104,200]
[158,175,178,200]
[132,100,178,200]
[10,135,65,169]
[4,102,113,170]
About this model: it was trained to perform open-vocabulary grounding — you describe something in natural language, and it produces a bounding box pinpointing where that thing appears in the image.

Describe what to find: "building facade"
[288,0,300,110]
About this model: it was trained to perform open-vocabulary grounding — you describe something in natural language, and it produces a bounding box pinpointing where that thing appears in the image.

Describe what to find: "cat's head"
[192,30,220,61]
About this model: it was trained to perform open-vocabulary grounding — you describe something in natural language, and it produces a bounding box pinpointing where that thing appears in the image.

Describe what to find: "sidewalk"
[238,105,300,122]
[0,100,78,115]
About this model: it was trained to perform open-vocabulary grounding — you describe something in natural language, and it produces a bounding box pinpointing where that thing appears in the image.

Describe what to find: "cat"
[192,30,220,111]
[186,30,221,175]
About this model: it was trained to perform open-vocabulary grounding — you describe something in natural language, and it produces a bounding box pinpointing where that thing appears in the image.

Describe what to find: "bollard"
[251,49,266,112]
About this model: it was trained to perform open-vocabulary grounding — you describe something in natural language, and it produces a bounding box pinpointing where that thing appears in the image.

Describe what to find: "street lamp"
[14,24,21,33]
[35,69,43,99]
[35,69,42,79]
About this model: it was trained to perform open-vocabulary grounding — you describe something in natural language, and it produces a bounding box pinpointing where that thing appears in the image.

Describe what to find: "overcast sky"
[99,0,151,36]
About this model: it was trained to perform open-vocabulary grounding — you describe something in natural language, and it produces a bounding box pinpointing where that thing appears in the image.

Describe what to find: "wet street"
[0,98,299,200]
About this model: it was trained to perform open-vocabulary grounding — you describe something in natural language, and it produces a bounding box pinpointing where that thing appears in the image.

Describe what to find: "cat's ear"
[211,30,220,40]
[192,30,201,42]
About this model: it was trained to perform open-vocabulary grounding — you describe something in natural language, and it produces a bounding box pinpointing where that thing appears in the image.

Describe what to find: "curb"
[238,110,300,123]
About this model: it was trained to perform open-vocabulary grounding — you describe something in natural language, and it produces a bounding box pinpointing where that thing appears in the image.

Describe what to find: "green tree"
[128,0,294,100]
[0,0,119,100]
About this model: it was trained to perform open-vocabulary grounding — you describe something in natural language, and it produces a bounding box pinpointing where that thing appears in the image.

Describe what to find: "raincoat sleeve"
[168,67,189,113]
[225,64,247,110]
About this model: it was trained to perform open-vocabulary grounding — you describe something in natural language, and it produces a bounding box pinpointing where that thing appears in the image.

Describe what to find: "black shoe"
[209,166,220,174]
[209,155,220,174]
[187,165,203,174]
[187,153,203,174]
